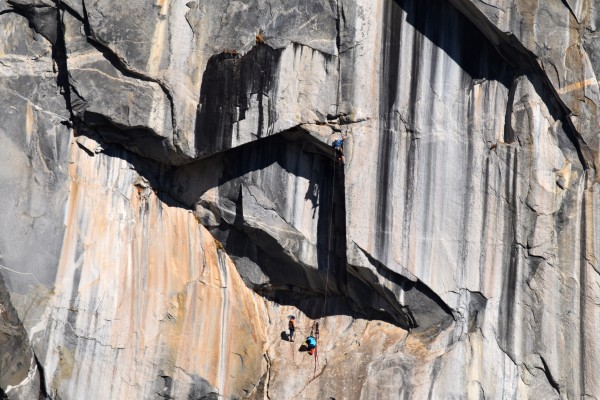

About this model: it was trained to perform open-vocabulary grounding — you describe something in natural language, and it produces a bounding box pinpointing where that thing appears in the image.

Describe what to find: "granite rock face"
[1,0,600,399]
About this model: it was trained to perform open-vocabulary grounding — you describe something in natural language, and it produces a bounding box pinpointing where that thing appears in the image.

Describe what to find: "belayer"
[288,316,296,342]
[305,335,317,355]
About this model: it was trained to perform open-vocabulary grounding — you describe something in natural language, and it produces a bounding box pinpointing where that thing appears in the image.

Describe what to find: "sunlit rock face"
[2,0,600,398]
[35,139,271,399]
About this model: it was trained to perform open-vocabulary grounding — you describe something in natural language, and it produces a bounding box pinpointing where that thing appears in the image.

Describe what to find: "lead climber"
[305,335,317,355]
[332,133,347,165]
[288,315,296,342]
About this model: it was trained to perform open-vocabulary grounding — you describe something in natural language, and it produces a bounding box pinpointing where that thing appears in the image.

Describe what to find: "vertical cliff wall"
[1,0,600,398]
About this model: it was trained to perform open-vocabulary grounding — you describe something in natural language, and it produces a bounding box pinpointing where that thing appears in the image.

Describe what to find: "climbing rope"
[313,321,320,377]
[289,339,307,369]
[321,159,336,318]
[312,152,339,377]
[285,145,342,378]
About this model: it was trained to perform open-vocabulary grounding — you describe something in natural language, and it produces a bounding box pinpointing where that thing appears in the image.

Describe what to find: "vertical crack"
[559,0,579,23]
[539,356,561,395]
[52,0,75,123]
[334,0,342,117]
[33,354,49,399]
[503,77,517,143]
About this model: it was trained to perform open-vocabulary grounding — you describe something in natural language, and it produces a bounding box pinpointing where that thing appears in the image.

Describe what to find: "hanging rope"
[286,141,342,378]
[289,338,307,369]
[312,149,340,377]
[321,154,337,318]
[313,321,320,377]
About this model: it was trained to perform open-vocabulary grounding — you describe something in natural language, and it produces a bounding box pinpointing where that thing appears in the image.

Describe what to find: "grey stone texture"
[1,0,600,398]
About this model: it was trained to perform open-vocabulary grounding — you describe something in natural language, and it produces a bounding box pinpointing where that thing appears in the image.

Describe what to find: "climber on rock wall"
[332,133,347,165]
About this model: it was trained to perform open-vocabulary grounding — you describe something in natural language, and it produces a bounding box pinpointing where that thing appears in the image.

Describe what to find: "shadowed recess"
[195,44,283,158]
